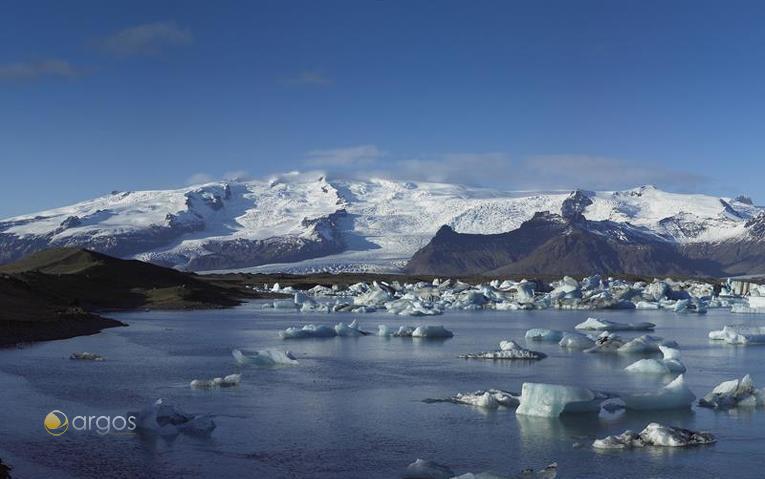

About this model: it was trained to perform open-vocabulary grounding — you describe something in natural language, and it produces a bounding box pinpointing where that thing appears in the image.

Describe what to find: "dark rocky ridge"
[405,210,762,278]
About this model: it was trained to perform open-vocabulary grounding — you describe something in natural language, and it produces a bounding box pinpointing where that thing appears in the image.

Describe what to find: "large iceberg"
[129,398,216,436]
[459,340,545,360]
[515,383,610,417]
[593,423,715,449]
[622,374,695,410]
[698,374,765,409]
[575,317,655,332]
[709,325,765,345]
[232,349,298,366]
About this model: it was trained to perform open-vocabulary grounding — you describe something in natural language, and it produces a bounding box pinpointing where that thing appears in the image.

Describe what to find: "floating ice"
[593,423,715,449]
[622,374,695,410]
[335,319,370,336]
[460,340,546,360]
[525,329,564,342]
[709,325,765,344]
[130,398,216,436]
[583,332,625,353]
[426,389,520,409]
[232,349,298,366]
[279,324,337,339]
[515,383,610,417]
[575,317,655,332]
[70,352,104,361]
[617,335,678,354]
[698,374,765,409]
[403,459,454,479]
[190,373,240,389]
[558,332,595,349]
[451,463,557,479]
[377,324,453,338]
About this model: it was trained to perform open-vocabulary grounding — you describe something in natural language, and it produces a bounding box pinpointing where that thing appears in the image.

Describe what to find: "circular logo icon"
[44,410,69,436]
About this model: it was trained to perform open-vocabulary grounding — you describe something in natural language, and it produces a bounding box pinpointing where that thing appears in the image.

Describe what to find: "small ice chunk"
[617,335,678,354]
[698,374,765,409]
[575,317,654,331]
[129,398,216,436]
[593,423,715,449]
[516,383,607,417]
[708,325,765,344]
[558,332,595,349]
[70,352,104,361]
[624,359,671,375]
[190,373,240,389]
[622,374,696,410]
[232,349,298,366]
[411,325,454,338]
[402,458,454,479]
[583,332,624,353]
[525,329,564,342]
[279,324,337,339]
[460,340,546,360]
[335,319,369,336]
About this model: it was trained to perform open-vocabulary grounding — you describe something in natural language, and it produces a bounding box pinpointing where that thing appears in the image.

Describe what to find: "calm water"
[2,303,765,478]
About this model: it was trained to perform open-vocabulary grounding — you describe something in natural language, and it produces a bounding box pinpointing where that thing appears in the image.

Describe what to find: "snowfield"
[0,172,762,272]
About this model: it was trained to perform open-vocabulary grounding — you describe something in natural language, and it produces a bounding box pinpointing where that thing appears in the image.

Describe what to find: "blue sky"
[1,0,764,217]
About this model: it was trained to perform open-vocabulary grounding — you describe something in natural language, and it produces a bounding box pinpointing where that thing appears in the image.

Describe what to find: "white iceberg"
[515,383,609,417]
[558,332,595,349]
[525,329,564,342]
[575,317,655,331]
[593,423,715,449]
[130,398,216,436]
[279,324,337,339]
[334,319,369,336]
[622,374,695,410]
[709,325,765,345]
[190,373,241,389]
[698,374,765,409]
[412,325,454,338]
[232,349,298,366]
[426,389,520,410]
[403,458,454,479]
[617,335,678,354]
[459,340,545,360]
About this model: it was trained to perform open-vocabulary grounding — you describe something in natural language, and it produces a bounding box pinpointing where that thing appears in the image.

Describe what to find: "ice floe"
[424,389,520,409]
[451,463,558,479]
[190,373,241,389]
[232,349,298,366]
[525,329,564,342]
[575,317,655,332]
[698,374,765,409]
[515,383,613,417]
[622,374,695,410]
[130,398,216,436]
[557,332,595,349]
[709,325,765,345]
[593,423,715,449]
[378,324,454,338]
[624,346,686,374]
[459,340,545,360]
[617,335,678,354]
[69,352,104,361]
[403,459,454,479]
[279,320,370,339]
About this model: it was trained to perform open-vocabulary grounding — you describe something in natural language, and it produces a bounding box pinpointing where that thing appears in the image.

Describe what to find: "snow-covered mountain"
[0,172,762,274]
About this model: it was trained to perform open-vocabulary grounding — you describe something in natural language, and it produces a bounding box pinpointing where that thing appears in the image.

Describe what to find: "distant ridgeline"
[0,173,763,277]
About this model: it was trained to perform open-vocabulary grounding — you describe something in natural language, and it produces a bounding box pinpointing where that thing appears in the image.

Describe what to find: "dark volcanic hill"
[405,210,761,278]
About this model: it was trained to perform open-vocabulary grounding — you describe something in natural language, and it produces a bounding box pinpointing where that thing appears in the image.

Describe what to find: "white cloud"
[0,59,82,81]
[100,21,192,56]
[304,145,384,168]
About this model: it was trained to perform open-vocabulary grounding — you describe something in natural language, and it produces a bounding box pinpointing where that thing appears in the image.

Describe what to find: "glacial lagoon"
[2,304,765,478]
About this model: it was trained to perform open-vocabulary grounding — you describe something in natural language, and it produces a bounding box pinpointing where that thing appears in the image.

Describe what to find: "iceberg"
[335,319,370,336]
[402,459,454,479]
[593,423,715,449]
[232,349,298,366]
[575,317,655,331]
[558,332,595,349]
[622,374,695,410]
[279,324,337,339]
[459,340,546,360]
[525,329,564,342]
[412,325,454,338]
[708,325,765,345]
[130,398,216,436]
[698,374,765,409]
[624,359,671,375]
[515,383,609,417]
[190,373,241,389]
[617,335,678,354]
